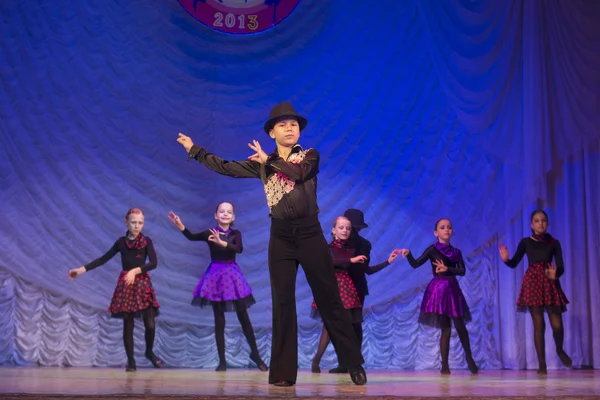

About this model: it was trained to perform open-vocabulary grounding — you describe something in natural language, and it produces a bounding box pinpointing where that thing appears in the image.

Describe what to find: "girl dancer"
[168,202,267,372]
[68,208,163,372]
[498,209,571,374]
[311,216,399,373]
[400,218,478,375]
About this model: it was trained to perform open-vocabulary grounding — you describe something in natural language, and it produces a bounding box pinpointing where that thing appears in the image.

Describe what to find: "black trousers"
[268,215,364,384]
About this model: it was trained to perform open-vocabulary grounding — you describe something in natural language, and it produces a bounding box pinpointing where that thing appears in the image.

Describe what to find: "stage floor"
[0,367,599,399]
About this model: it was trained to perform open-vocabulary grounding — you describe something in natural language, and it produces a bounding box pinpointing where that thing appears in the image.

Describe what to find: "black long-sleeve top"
[503,237,565,278]
[406,245,466,277]
[84,236,157,273]
[346,232,391,296]
[189,144,319,220]
[181,228,243,261]
[330,245,355,271]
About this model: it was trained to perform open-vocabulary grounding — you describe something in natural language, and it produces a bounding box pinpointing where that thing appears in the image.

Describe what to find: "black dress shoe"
[125,361,137,372]
[273,380,294,387]
[348,365,367,385]
[328,366,348,373]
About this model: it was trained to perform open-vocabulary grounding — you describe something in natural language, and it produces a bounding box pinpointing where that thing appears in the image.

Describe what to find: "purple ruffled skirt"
[418,276,471,327]
[191,260,255,311]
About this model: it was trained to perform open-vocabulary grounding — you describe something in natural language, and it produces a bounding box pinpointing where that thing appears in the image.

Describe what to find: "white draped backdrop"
[1,0,599,371]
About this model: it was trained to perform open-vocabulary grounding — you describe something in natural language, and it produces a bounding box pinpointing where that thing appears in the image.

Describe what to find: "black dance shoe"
[215,362,227,371]
[537,364,547,375]
[467,357,479,374]
[328,366,348,373]
[125,360,137,372]
[249,353,268,372]
[348,365,367,385]
[311,360,321,373]
[557,350,573,367]
[440,362,451,375]
[145,352,164,368]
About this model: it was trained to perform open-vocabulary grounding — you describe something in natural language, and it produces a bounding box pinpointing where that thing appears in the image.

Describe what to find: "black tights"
[312,323,362,366]
[315,298,364,368]
[123,307,157,366]
[529,308,566,369]
[212,303,261,365]
[439,316,474,365]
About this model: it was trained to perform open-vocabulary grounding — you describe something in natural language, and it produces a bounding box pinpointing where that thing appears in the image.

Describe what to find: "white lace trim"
[263,149,308,210]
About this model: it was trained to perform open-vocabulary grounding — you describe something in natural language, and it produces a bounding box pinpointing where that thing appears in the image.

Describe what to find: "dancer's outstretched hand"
[388,249,402,264]
[168,211,185,231]
[397,249,410,258]
[498,244,509,262]
[248,140,268,164]
[68,267,85,280]
[177,133,194,153]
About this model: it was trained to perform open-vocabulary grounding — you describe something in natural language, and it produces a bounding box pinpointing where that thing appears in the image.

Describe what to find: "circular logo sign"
[178,0,302,35]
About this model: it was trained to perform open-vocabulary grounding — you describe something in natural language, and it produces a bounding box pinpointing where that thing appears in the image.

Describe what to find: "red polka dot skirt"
[517,262,569,313]
[108,271,160,318]
[311,270,362,322]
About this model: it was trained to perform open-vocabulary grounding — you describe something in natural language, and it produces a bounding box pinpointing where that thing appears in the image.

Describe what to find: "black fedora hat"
[263,102,308,134]
[344,209,368,229]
